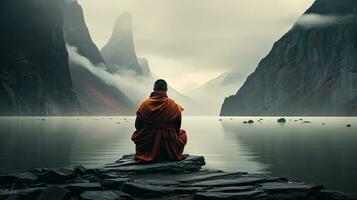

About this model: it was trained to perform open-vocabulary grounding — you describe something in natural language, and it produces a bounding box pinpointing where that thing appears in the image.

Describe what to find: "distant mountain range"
[221,0,357,116]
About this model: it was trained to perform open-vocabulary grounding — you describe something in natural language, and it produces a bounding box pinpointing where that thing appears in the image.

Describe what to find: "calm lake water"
[0,116,356,196]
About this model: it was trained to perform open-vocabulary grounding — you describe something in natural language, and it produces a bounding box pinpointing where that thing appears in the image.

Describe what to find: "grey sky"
[78,0,314,91]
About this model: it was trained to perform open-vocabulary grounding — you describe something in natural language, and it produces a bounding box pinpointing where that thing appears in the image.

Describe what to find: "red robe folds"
[131,91,187,162]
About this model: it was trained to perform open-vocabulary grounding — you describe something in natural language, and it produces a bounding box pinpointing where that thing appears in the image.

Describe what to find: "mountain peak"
[113,12,133,35]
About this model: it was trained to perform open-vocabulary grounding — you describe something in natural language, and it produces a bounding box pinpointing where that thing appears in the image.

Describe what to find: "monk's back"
[131,80,187,162]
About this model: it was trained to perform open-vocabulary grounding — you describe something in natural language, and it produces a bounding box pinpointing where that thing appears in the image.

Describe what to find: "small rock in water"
[247,120,254,124]
[299,118,303,121]
[116,122,121,124]
[303,121,311,123]
[219,119,223,121]
[322,123,326,125]
[277,118,286,123]
[243,121,248,124]
[346,124,351,127]
[41,119,46,121]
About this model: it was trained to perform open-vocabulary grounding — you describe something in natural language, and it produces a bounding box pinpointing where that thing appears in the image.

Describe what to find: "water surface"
[0,116,356,196]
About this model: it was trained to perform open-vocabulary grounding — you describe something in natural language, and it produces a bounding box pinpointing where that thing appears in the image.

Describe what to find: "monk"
[131,79,187,162]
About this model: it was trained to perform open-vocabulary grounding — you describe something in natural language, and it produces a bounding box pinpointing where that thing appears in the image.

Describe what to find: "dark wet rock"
[317,190,357,200]
[346,124,352,127]
[0,172,38,184]
[122,181,197,197]
[63,183,102,194]
[243,121,248,124]
[36,186,69,200]
[277,118,286,123]
[0,187,44,200]
[190,175,267,187]
[178,172,246,183]
[260,182,322,192]
[1,154,354,200]
[194,190,266,200]
[103,154,205,174]
[303,121,312,124]
[248,120,254,124]
[74,165,87,176]
[205,185,255,193]
[101,178,129,189]
[80,191,126,200]
[39,170,73,184]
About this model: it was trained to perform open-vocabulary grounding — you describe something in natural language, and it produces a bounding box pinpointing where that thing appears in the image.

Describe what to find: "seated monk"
[131,79,187,162]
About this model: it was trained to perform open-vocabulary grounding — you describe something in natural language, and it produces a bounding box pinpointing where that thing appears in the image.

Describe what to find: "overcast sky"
[78,0,314,92]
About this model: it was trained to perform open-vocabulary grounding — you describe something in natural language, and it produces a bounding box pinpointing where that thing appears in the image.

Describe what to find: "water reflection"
[221,117,357,196]
[0,116,356,196]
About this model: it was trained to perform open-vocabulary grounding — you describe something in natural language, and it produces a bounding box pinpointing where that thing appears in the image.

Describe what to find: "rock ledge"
[0,154,355,200]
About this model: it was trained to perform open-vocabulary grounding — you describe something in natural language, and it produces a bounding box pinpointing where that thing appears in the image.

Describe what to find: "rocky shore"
[0,155,355,200]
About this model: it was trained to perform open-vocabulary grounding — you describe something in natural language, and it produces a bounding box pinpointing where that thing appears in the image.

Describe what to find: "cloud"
[67,44,153,103]
[296,14,351,28]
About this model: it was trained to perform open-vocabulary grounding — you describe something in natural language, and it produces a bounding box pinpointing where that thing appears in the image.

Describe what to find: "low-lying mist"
[67,44,239,115]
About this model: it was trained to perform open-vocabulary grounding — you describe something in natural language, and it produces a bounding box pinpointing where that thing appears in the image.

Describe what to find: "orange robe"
[131,91,187,162]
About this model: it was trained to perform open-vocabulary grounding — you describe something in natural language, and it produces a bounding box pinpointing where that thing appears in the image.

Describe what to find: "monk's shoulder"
[137,98,150,110]
[167,98,184,111]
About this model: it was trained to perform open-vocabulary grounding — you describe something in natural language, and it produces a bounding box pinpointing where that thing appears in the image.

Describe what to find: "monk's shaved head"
[154,79,168,91]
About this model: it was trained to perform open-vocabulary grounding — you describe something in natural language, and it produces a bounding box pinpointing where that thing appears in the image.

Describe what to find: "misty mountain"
[101,13,144,75]
[221,0,357,116]
[0,0,80,115]
[61,0,135,115]
[187,70,243,115]
[138,58,151,77]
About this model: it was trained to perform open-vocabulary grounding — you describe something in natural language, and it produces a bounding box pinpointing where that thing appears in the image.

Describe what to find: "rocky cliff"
[61,0,135,115]
[0,0,80,116]
[101,13,144,75]
[221,0,357,116]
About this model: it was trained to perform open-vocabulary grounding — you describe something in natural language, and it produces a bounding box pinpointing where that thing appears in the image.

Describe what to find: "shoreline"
[0,154,355,200]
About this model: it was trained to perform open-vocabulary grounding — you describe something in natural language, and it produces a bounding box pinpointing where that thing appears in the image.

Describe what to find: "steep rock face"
[221,0,357,116]
[61,0,135,115]
[101,13,143,75]
[0,0,80,116]
[61,0,104,65]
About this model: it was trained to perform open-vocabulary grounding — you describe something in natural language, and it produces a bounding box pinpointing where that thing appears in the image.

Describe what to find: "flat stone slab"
[103,154,205,174]
[80,191,127,200]
[0,154,355,200]
[190,175,267,187]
